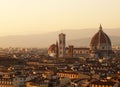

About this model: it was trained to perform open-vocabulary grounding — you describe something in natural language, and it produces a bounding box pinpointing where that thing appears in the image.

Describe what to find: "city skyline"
[0,0,120,36]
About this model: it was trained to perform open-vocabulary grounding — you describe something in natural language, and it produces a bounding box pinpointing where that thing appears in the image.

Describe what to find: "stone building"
[48,33,89,58]
[48,25,114,58]
[58,33,66,58]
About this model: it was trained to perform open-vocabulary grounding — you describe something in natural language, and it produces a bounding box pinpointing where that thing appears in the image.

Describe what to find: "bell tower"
[58,33,66,58]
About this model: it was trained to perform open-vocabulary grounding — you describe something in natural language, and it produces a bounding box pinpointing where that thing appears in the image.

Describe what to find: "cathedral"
[90,24,114,58]
[48,25,114,58]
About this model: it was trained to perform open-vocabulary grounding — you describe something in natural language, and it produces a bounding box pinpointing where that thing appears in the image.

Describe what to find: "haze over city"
[0,0,120,87]
[0,0,120,36]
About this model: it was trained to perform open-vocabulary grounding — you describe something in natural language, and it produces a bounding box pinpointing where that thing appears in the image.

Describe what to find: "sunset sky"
[0,0,120,36]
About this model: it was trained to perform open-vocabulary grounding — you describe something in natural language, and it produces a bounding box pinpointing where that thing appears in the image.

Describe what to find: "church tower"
[58,33,66,58]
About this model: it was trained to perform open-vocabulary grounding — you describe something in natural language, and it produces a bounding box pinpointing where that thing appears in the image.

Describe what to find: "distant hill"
[67,36,120,47]
[0,29,119,48]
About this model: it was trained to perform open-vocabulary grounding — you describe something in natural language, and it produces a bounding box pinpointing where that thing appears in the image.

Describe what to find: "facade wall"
[57,72,79,79]
[0,79,13,87]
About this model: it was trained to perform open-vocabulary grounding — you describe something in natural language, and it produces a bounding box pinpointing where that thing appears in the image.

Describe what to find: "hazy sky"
[0,0,120,36]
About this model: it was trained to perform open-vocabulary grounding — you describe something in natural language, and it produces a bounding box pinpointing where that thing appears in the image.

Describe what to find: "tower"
[67,45,74,58]
[55,41,59,58]
[58,33,66,58]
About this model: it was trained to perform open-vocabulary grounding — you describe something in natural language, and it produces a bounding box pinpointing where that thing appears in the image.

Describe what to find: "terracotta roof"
[74,48,90,50]
[48,44,56,51]
[90,26,111,47]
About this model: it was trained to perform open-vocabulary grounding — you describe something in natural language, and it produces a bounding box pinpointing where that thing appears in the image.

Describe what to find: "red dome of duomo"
[90,25,112,51]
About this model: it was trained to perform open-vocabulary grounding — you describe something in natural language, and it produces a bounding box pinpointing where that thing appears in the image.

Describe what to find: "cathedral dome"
[90,25,111,48]
[90,25,113,58]
[48,44,56,52]
[48,43,58,57]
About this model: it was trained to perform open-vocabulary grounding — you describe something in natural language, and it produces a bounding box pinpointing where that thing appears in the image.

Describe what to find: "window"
[102,47,104,49]
[60,40,62,44]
